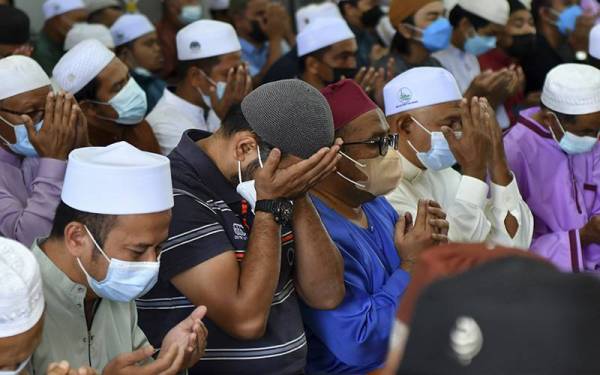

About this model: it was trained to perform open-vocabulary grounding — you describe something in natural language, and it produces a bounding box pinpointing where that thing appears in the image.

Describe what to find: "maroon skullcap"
[320,79,379,131]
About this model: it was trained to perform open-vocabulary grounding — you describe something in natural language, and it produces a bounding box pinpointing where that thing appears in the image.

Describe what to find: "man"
[435,0,518,129]
[64,23,114,51]
[230,0,293,84]
[157,0,205,80]
[147,20,251,155]
[52,39,161,153]
[33,0,88,75]
[0,56,87,247]
[137,80,345,374]
[301,79,449,374]
[111,14,166,113]
[338,0,384,67]
[0,5,32,58]
[31,141,207,372]
[504,63,600,272]
[84,0,123,27]
[385,67,533,247]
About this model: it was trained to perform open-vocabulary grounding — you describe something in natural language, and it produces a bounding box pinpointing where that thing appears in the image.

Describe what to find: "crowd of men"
[1,0,600,373]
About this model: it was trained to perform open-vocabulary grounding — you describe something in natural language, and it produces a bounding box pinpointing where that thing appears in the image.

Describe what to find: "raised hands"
[208,65,252,120]
[47,361,98,375]
[161,305,208,369]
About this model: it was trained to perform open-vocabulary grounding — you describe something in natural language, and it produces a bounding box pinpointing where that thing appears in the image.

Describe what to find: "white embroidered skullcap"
[0,56,51,100]
[458,0,510,26]
[110,14,156,47]
[177,20,241,61]
[541,63,600,115]
[295,2,343,33]
[589,24,600,59]
[64,23,115,51]
[43,0,86,20]
[297,17,355,57]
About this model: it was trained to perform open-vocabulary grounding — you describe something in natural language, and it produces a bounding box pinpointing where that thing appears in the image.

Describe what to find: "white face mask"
[235,145,263,211]
[197,70,227,107]
[0,356,30,375]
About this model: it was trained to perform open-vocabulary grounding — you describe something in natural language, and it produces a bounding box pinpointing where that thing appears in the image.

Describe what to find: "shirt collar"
[171,129,241,204]
[517,106,553,139]
[162,88,206,124]
[400,152,423,182]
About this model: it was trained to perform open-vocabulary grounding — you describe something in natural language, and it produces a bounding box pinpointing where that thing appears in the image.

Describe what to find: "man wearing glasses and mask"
[302,79,450,374]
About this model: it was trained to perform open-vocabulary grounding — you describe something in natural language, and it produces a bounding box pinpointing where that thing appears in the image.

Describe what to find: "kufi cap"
[398,257,600,374]
[43,0,85,20]
[458,0,510,26]
[519,0,531,9]
[210,0,230,10]
[0,237,44,338]
[541,63,600,116]
[295,2,343,33]
[177,20,241,61]
[321,79,379,130]
[589,24,600,59]
[84,0,121,14]
[384,67,462,116]
[65,23,114,51]
[445,0,459,12]
[53,39,115,95]
[0,56,51,101]
[241,79,334,159]
[389,0,436,28]
[297,17,355,57]
[110,14,155,47]
[61,142,174,215]
[0,5,30,45]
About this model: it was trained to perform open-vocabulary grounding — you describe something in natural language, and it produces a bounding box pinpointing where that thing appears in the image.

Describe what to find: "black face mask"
[321,66,360,85]
[507,33,536,60]
[361,6,384,28]
[249,20,268,43]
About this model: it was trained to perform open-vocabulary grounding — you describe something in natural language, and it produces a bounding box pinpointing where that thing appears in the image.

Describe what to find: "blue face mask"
[549,113,599,155]
[551,5,583,35]
[77,226,160,302]
[408,116,458,171]
[179,4,203,24]
[464,34,497,56]
[0,115,42,157]
[92,78,147,125]
[411,18,453,52]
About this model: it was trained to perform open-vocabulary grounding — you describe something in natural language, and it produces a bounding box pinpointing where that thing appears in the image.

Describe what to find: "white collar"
[162,88,206,124]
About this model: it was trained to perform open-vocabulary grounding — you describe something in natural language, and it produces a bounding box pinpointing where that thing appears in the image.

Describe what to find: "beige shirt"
[31,240,150,373]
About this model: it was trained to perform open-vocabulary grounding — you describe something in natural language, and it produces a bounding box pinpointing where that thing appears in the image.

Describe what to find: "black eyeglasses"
[343,134,399,156]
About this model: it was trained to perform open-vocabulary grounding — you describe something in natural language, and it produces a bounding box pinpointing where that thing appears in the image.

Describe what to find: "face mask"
[551,5,582,35]
[464,34,497,56]
[179,4,203,24]
[249,20,268,43]
[507,33,536,59]
[133,66,153,77]
[236,145,264,211]
[197,71,227,106]
[549,113,599,155]
[92,78,147,125]
[77,226,160,302]
[337,150,404,196]
[0,356,31,375]
[410,18,453,52]
[407,116,458,171]
[0,115,42,157]
[361,6,384,28]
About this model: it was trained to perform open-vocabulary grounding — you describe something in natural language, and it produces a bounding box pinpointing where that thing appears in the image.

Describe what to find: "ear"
[397,23,414,39]
[233,131,258,162]
[63,221,93,259]
[396,115,412,135]
[306,56,321,75]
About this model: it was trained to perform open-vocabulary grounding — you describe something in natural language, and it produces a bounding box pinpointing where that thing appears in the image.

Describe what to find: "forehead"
[218,51,243,65]
[345,108,389,136]
[407,100,461,120]
[0,86,50,111]
[575,111,600,126]
[62,9,88,21]
[107,210,172,241]
[414,1,445,20]
[135,31,158,44]
[326,38,358,55]
[510,9,533,21]
[247,0,267,12]
[96,57,129,85]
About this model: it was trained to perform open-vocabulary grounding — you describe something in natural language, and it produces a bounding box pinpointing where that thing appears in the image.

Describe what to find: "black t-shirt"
[137,130,306,375]
[520,34,575,93]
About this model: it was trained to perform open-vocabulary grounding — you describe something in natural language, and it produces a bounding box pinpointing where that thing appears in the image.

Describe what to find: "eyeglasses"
[343,133,399,156]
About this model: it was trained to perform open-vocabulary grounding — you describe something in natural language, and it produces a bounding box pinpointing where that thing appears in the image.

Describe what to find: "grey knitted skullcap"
[241,79,334,159]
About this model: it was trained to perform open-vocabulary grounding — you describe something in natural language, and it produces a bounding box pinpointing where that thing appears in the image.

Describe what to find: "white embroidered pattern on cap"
[450,316,483,366]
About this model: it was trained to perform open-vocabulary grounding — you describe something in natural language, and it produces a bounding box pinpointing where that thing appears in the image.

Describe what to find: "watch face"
[275,200,294,222]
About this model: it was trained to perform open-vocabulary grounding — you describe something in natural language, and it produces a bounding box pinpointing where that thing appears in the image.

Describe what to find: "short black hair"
[540,102,577,125]
[73,77,100,102]
[531,0,551,25]
[449,5,492,29]
[338,0,358,17]
[299,45,329,73]
[177,55,221,82]
[50,201,118,248]
[508,0,527,14]
[220,104,253,136]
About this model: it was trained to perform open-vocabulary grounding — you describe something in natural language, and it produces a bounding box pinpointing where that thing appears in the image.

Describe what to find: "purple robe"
[504,107,600,272]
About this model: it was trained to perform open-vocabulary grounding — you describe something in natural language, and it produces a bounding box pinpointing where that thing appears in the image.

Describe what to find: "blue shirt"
[302,196,411,374]
[239,38,290,76]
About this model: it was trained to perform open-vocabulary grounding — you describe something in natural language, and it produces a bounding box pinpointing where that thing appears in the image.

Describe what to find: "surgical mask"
[337,150,404,196]
[0,356,30,375]
[133,66,153,77]
[197,73,227,106]
[407,116,458,171]
[464,34,497,56]
[236,145,264,211]
[507,33,536,59]
[77,226,160,302]
[551,5,582,35]
[0,115,42,157]
[549,113,599,155]
[91,78,147,125]
[409,18,453,52]
[179,4,203,25]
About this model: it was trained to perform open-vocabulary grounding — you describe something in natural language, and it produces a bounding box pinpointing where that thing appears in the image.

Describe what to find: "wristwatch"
[255,199,294,225]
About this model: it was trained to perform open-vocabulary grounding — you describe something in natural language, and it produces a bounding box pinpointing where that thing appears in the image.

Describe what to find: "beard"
[230,158,262,185]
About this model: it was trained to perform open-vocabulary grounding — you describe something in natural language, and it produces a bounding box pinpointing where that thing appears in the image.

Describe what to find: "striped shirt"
[137,130,306,374]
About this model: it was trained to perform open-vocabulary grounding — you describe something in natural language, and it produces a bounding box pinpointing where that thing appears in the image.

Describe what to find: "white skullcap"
[541,63,600,116]
[0,56,51,101]
[590,24,600,59]
[445,0,459,12]
[297,17,355,57]
[458,0,510,26]
[210,0,230,10]
[110,14,156,47]
[84,0,121,14]
[64,23,115,51]
[0,237,44,338]
[177,20,241,61]
[295,2,343,33]
[43,0,85,21]
[61,142,174,215]
[519,0,531,10]
[384,67,462,116]
[53,39,115,95]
